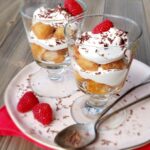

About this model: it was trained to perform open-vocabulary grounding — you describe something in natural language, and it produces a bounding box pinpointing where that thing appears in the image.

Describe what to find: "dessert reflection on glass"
[65,15,142,123]
[21,0,87,97]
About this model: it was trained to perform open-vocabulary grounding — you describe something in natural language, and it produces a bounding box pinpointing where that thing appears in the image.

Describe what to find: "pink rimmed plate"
[4,59,150,150]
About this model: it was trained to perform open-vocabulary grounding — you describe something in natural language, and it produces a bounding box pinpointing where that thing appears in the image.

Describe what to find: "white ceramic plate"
[4,59,150,150]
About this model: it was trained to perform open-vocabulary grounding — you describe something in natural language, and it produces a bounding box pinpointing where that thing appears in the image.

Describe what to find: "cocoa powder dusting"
[66,130,81,147]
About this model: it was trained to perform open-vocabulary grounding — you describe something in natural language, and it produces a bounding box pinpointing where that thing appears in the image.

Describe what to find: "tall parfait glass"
[20,0,87,98]
[65,14,142,124]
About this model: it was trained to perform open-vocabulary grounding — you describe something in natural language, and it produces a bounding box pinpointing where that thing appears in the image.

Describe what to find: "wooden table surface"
[0,0,150,149]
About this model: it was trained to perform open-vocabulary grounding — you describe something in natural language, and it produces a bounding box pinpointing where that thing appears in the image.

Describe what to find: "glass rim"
[65,14,143,47]
[20,0,88,22]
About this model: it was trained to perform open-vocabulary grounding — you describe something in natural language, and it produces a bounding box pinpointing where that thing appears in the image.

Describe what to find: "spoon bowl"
[55,123,96,149]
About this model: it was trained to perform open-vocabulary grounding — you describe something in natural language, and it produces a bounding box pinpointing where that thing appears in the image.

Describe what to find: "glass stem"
[47,68,64,81]
[86,94,109,108]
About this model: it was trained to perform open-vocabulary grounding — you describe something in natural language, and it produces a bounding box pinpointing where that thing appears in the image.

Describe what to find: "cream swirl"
[29,31,67,51]
[32,5,72,27]
[76,28,128,64]
[72,60,128,86]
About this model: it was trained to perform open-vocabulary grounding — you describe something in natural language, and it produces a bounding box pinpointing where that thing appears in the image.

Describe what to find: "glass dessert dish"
[20,0,87,98]
[65,14,142,124]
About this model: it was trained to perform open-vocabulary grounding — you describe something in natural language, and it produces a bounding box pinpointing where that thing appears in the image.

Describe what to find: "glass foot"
[29,68,78,98]
[71,95,126,130]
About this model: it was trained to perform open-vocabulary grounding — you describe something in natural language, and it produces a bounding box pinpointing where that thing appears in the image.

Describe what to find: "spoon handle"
[95,79,150,128]
[99,94,150,126]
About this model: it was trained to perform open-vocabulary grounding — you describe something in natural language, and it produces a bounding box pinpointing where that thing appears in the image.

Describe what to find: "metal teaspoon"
[55,80,150,149]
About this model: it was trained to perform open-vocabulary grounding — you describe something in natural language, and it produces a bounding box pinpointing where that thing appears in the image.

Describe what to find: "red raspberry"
[32,103,53,125]
[92,19,114,34]
[64,0,83,16]
[17,91,39,113]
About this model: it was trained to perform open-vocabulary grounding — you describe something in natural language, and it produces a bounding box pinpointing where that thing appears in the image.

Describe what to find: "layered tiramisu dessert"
[28,2,83,66]
[72,19,131,94]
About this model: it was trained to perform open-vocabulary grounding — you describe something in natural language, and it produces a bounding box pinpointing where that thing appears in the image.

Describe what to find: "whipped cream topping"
[29,31,67,51]
[72,60,128,86]
[29,5,73,51]
[76,28,128,64]
[32,5,72,27]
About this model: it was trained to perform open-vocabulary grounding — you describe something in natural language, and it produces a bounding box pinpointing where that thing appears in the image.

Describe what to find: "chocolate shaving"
[101,139,112,145]
[95,72,101,75]
[141,106,145,110]
[38,130,42,135]
[118,130,122,135]
[56,41,61,45]
[116,30,124,36]
[119,38,125,46]
[116,94,120,97]
[56,106,61,111]
[79,32,90,44]
[37,4,70,19]
[130,109,133,115]
[76,89,81,92]
[62,105,69,109]
[123,99,127,102]
[124,38,127,42]
[104,43,108,47]
[50,130,59,134]
[137,132,141,136]
[30,129,36,135]
[108,37,113,44]
[99,41,104,44]
[46,128,51,133]
[63,115,70,119]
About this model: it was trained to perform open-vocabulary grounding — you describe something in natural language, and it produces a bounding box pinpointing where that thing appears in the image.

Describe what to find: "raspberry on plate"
[64,0,83,16]
[32,103,53,125]
[17,91,39,113]
[92,19,114,34]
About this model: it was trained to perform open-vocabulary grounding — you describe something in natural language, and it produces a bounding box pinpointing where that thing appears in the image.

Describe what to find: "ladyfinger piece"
[32,22,55,39]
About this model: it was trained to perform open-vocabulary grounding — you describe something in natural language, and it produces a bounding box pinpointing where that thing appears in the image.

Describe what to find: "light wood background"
[0,0,150,149]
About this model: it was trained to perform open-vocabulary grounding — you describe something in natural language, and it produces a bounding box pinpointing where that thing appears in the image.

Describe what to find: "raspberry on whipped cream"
[76,27,128,64]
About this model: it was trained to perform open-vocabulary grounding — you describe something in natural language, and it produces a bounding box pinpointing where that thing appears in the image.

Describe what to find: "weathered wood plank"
[0,136,11,149]
[104,0,150,65]
[6,137,42,150]
[0,19,33,106]
[143,0,150,37]
[0,0,35,149]
[0,0,20,43]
